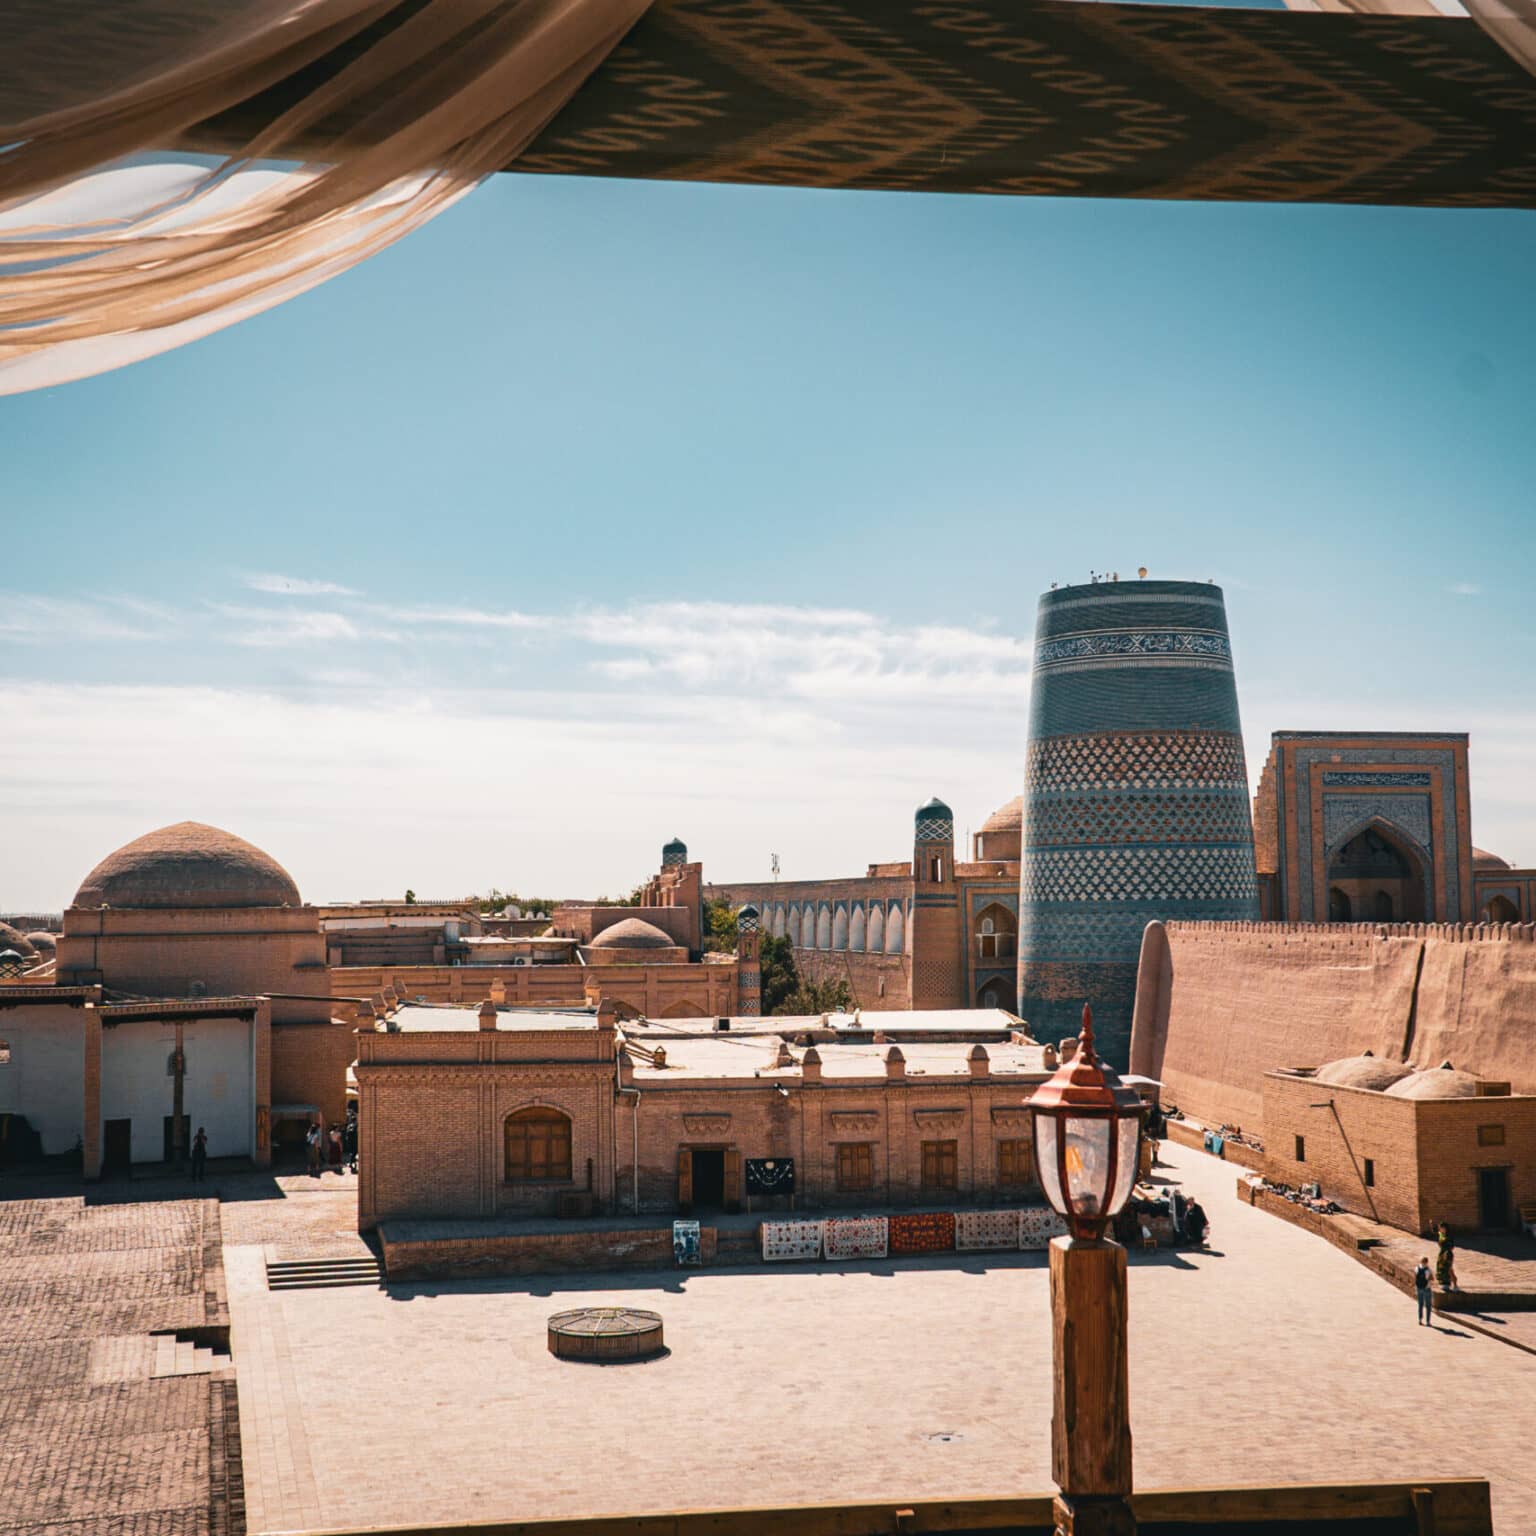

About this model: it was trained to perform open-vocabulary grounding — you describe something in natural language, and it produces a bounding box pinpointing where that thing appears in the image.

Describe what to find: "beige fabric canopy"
[0,0,651,392]
[3,0,1536,393]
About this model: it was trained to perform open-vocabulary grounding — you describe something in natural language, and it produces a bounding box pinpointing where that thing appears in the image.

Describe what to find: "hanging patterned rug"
[1019,1208,1069,1250]
[955,1209,1022,1251]
[889,1211,956,1255]
[760,1219,824,1262]
[823,1216,889,1260]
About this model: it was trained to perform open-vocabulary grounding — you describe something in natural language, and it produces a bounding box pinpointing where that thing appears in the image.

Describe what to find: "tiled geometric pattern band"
[1027,731,1250,792]
[1026,789,1255,847]
[1022,846,1258,905]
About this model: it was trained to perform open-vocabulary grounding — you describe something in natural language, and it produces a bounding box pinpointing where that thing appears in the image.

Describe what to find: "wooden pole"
[1050,1234,1134,1535]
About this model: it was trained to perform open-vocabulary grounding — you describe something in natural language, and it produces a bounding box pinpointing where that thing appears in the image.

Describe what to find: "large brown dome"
[1314,1053,1413,1093]
[1472,847,1512,871]
[72,822,302,909]
[1383,1062,1486,1100]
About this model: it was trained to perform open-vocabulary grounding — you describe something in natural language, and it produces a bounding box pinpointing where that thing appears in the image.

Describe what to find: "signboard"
[672,1219,701,1267]
[744,1157,795,1195]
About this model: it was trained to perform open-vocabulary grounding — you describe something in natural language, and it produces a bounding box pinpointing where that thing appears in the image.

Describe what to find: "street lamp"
[1030,1003,1145,1536]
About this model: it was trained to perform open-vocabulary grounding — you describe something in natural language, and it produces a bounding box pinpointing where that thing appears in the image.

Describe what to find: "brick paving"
[220,1140,1536,1534]
[0,1188,240,1536]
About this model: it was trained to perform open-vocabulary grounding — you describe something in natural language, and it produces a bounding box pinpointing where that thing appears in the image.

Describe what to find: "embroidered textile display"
[954,1209,1022,1251]
[745,1157,795,1195]
[824,1216,889,1260]
[1019,1207,1069,1250]
[889,1211,956,1255]
[672,1219,701,1266]
[760,1219,823,1262]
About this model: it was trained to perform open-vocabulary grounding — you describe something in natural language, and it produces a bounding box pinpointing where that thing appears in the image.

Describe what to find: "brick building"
[353,1000,1057,1232]
[330,839,744,1022]
[1261,1054,1536,1236]
[706,797,1021,1017]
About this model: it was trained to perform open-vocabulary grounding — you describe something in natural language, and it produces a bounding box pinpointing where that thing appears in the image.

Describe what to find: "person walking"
[190,1126,208,1183]
[343,1111,358,1173]
[305,1122,322,1176]
[1414,1256,1434,1325]
[327,1125,343,1171]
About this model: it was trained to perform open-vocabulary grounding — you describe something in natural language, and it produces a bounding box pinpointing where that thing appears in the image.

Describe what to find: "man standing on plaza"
[306,1122,322,1176]
[190,1127,208,1183]
[1415,1256,1434,1325]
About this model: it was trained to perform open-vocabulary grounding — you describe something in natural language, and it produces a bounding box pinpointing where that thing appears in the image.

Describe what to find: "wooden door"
[676,1147,693,1211]
[724,1149,742,1207]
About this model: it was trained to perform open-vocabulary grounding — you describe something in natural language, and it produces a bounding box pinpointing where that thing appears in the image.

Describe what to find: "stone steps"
[151,1332,227,1377]
[266,1255,382,1291]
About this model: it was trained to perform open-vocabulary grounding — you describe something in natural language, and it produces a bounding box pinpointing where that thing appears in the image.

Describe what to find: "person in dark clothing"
[342,1111,358,1173]
[1183,1198,1208,1246]
[190,1127,208,1183]
[1414,1257,1434,1325]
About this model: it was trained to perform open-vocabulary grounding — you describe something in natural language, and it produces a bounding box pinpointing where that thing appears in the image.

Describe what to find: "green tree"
[758,931,800,1014]
[780,973,853,1016]
[701,896,740,954]
[404,889,416,904]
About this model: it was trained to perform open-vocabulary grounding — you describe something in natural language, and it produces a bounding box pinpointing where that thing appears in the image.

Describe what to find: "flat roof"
[387,1003,599,1033]
[628,1035,1051,1082]
[624,1008,1022,1037]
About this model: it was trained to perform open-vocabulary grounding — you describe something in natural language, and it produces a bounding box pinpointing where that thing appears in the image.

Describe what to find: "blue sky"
[4,173,1534,909]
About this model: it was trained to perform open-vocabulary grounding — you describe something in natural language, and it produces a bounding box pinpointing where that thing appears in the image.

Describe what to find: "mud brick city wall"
[1132,920,1536,1133]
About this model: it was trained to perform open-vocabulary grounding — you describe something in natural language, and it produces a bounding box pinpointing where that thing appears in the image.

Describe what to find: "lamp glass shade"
[1109,1114,1140,1218]
[1037,1115,1064,1213]
[1062,1115,1113,1218]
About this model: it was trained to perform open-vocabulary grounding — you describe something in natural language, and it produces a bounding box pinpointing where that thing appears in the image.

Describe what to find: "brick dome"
[0,922,37,957]
[72,822,301,909]
[1383,1062,1485,1100]
[589,917,675,949]
[23,931,56,953]
[980,796,1023,835]
[1314,1052,1413,1093]
[1472,847,1511,870]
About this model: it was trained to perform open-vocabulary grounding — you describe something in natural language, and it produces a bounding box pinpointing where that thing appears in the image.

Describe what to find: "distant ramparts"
[1129,920,1536,1132]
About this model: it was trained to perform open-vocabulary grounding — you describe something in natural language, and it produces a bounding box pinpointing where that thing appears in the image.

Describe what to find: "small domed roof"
[72,822,301,910]
[1472,847,1512,870]
[0,922,37,957]
[1315,1052,1413,1093]
[915,796,952,820]
[23,931,57,953]
[590,917,675,950]
[980,796,1023,835]
[662,836,687,855]
[1384,1062,1485,1100]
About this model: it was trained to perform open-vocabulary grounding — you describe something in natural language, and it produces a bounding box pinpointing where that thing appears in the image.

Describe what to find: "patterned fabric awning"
[210,0,1536,208]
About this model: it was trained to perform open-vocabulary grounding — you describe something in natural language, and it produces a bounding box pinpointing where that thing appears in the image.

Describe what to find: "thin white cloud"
[1448,581,1481,597]
[0,593,177,642]
[211,602,365,647]
[244,572,361,597]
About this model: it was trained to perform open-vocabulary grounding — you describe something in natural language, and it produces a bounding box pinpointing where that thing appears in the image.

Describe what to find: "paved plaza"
[220,1142,1536,1534]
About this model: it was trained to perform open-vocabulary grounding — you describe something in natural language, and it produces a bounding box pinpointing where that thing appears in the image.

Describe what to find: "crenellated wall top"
[1154,918,1536,943]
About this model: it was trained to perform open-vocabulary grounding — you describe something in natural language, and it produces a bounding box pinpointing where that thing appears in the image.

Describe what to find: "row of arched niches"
[769,900,908,953]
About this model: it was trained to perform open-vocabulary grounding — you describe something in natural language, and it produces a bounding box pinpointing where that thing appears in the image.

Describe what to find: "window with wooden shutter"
[997,1138,1033,1187]
[836,1142,874,1191]
[504,1108,572,1182]
[921,1139,957,1190]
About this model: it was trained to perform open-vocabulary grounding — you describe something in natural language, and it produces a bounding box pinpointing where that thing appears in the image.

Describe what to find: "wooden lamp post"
[1030,1004,1144,1536]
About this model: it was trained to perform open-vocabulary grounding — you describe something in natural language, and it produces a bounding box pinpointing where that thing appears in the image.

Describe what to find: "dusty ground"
[221,1141,1536,1533]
